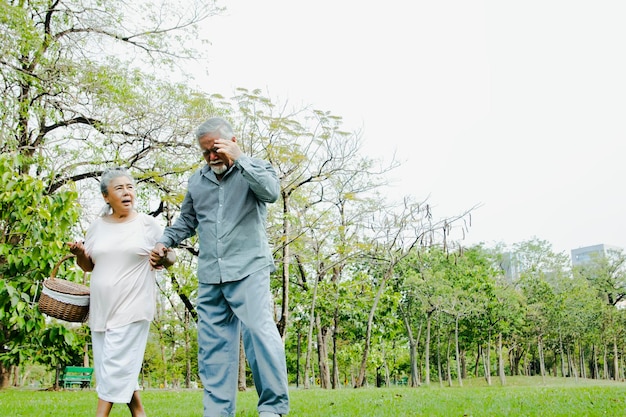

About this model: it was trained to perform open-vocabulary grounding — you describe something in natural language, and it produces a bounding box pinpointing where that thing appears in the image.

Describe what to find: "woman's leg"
[95,398,113,417]
[127,391,146,417]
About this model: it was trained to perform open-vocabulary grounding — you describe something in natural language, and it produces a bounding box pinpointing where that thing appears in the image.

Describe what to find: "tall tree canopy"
[0,0,221,387]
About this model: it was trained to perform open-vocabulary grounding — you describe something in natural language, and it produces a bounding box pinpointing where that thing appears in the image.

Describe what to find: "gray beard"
[210,164,228,175]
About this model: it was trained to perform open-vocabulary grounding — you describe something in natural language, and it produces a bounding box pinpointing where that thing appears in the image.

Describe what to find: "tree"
[0,154,82,387]
[354,199,475,388]
[233,89,397,342]
[575,249,626,307]
[396,247,461,386]
[0,0,220,388]
[574,248,626,379]
[514,238,570,380]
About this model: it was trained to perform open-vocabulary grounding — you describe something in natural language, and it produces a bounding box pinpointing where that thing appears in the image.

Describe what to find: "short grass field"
[2,376,626,416]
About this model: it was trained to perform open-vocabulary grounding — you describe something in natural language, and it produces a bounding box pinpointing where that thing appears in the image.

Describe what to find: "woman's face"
[104,175,135,215]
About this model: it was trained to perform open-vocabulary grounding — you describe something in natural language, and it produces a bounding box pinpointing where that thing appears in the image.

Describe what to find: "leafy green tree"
[0,154,81,387]
[575,249,626,307]
[0,0,221,388]
[396,247,453,386]
[353,199,475,388]
[514,238,570,380]
[573,248,626,379]
[233,88,396,342]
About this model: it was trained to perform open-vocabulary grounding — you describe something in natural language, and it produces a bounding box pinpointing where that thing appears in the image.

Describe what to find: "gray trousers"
[197,268,289,417]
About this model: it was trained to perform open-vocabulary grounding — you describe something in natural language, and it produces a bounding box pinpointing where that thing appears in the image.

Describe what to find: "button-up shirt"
[159,155,280,284]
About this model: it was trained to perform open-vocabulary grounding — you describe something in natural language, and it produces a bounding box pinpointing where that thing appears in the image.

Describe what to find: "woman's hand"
[150,243,175,269]
[67,241,94,272]
[67,241,86,256]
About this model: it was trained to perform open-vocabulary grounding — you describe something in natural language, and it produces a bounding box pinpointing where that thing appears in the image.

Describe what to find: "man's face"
[199,132,231,175]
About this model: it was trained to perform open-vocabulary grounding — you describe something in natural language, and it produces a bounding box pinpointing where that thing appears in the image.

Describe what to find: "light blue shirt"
[159,155,279,284]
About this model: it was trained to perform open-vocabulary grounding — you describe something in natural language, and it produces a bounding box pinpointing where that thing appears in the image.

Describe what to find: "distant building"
[571,244,623,267]
[499,251,520,280]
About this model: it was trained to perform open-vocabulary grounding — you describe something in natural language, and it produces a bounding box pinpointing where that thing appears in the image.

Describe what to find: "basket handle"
[50,254,76,279]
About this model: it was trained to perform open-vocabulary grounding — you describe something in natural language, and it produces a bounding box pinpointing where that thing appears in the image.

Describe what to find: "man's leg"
[197,282,241,417]
[224,269,289,416]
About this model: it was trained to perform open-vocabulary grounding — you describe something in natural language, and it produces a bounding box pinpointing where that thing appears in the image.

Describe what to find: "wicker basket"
[38,254,90,323]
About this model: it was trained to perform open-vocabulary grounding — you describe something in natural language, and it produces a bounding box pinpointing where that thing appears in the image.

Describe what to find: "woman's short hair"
[100,167,134,196]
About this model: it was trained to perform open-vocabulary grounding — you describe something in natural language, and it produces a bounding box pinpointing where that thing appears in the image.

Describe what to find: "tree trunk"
[484,331,492,386]
[304,271,321,389]
[296,331,301,388]
[497,333,506,386]
[424,311,431,386]
[238,332,247,391]
[436,321,443,387]
[54,365,61,390]
[538,335,546,383]
[277,194,290,338]
[11,366,19,387]
[315,315,331,389]
[446,331,453,387]
[473,344,481,378]
[603,343,609,380]
[455,316,463,387]
[613,337,620,380]
[355,269,392,388]
[579,340,586,379]
[559,334,566,378]
[160,342,168,387]
[567,345,579,380]
[400,305,421,387]
[185,310,191,388]
[378,343,391,387]
[592,344,599,379]
[0,364,10,389]
[482,347,491,386]
[332,308,339,389]
[510,343,524,376]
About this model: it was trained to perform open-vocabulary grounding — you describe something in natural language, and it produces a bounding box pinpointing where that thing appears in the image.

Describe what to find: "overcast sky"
[190,0,626,256]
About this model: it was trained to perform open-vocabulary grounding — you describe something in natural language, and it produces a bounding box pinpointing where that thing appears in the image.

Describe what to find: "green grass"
[1,377,626,416]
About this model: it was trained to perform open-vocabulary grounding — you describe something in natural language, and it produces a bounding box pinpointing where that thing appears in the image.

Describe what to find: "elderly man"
[150,117,289,417]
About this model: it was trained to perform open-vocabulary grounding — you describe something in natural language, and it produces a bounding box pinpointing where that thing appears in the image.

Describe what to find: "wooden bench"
[60,366,94,389]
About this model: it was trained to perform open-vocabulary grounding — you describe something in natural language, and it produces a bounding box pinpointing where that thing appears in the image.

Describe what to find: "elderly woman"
[69,167,171,417]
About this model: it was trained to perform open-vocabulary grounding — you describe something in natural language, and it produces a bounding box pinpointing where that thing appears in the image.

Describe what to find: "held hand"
[67,241,85,256]
[150,242,173,269]
[157,248,177,269]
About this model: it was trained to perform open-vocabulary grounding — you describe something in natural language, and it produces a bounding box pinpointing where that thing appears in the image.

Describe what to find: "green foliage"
[0,0,218,384]
[0,153,83,371]
[2,0,625,393]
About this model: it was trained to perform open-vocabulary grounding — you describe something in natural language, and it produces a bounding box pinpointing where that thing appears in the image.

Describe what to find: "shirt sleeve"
[234,156,280,203]
[159,187,199,247]
[143,214,164,246]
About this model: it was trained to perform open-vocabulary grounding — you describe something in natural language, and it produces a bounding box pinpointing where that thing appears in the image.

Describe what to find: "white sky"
[190,0,626,256]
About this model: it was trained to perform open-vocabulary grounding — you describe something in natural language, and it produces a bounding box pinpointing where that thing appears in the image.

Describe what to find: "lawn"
[1,377,625,416]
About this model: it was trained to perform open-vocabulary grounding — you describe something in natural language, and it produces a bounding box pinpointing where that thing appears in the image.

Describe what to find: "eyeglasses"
[202,147,219,157]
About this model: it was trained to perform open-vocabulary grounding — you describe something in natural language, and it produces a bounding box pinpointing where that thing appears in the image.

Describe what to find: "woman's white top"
[84,213,162,331]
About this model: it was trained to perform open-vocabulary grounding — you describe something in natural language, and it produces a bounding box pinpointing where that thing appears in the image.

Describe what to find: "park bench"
[60,366,93,389]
